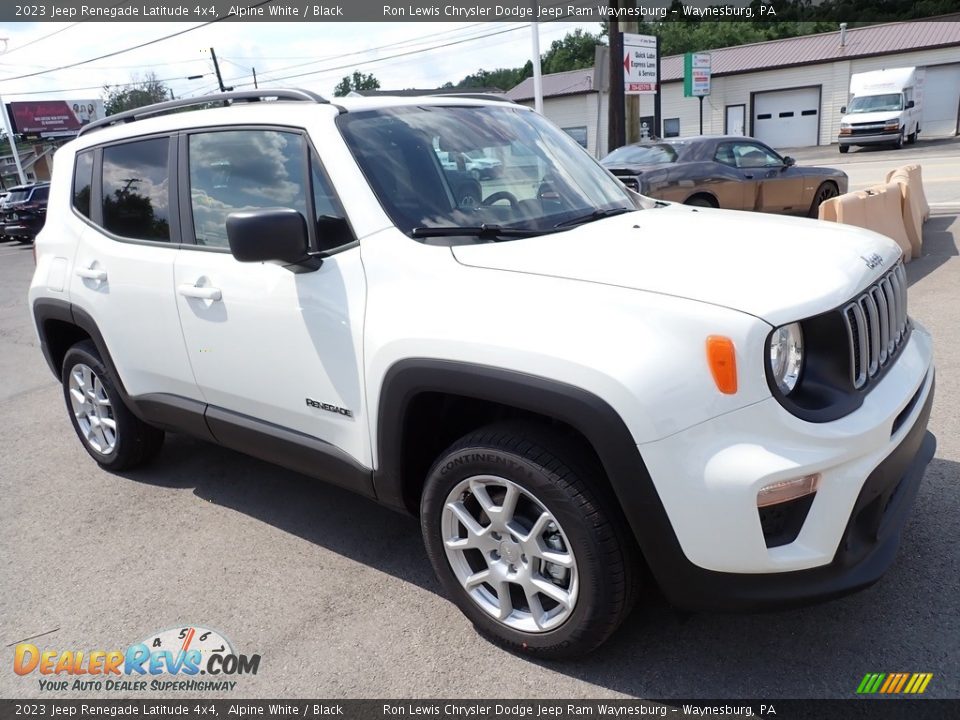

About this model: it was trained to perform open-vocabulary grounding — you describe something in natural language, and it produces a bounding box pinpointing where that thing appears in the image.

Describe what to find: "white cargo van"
[838,67,924,153]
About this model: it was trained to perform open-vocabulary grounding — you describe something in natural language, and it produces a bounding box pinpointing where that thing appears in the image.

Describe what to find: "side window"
[714,143,737,167]
[102,138,171,242]
[310,153,352,252]
[730,143,783,169]
[73,151,94,218]
[188,129,308,249]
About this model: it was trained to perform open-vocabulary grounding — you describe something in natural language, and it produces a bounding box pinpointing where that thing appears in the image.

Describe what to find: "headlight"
[884,119,900,130]
[768,322,804,395]
[840,122,851,130]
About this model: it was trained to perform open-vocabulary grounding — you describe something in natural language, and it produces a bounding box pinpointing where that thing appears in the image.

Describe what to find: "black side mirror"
[840,106,847,114]
[226,208,310,266]
[906,100,915,109]
[783,156,796,167]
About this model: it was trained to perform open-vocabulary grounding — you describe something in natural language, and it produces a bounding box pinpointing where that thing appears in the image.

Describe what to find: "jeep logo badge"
[861,253,884,269]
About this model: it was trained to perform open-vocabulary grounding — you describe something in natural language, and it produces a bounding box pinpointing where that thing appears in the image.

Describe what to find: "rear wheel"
[908,129,918,144]
[421,422,638,659]
[62,340,164,470]
[809,181,840,218]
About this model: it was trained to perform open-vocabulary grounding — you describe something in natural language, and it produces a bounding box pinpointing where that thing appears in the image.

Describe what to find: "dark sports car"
[601,136,848,217]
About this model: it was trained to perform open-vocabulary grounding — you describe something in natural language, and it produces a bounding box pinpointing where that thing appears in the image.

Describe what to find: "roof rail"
[434,93,516,104]
[78,88,328,136]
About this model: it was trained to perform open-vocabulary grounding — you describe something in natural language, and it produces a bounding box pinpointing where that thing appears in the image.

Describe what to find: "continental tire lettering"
[439,453,530,477]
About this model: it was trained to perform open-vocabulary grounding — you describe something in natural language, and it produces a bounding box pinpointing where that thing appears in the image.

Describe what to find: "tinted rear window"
[102,137,170,242]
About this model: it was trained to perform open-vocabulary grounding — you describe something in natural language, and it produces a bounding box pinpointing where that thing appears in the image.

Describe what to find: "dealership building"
[505,18,960,156]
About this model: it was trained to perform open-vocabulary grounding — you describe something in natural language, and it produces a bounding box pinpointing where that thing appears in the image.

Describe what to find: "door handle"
[177,283,222,301]
[76,266,107,282]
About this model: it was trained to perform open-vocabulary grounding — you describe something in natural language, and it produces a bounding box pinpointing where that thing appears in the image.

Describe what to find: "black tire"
[894,130,904,149]
[684,195,717,208]
[839,145,850,154]
[61,340,164,471]
[908,130,917,145]
[15,237,34,245]
[808,181,840,218]
[421,421,639,659]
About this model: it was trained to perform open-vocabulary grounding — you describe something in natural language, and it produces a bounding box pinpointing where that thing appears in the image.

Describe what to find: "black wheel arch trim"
[33,298,142,418]
[373,358,690,589]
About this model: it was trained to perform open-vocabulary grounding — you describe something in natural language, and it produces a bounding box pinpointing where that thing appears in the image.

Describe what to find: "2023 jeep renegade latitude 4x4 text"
[30,90,936,658]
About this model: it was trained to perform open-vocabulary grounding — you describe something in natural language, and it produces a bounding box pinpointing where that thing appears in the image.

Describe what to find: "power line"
[0,23,85,57]
[0,0,274,84]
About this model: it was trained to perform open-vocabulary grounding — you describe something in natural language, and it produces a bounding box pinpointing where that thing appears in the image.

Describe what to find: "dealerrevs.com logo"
[13,626,261,692]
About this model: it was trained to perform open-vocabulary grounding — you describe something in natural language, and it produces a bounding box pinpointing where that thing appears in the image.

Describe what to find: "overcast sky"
[0,21,603,104]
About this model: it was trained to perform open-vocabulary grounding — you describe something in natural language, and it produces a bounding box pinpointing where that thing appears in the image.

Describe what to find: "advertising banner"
[6,99,105,136]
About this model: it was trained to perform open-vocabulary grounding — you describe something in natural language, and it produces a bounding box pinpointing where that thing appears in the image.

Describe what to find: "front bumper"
[637,323,935,611]
[657,383,934,611]
[839,130,901,147]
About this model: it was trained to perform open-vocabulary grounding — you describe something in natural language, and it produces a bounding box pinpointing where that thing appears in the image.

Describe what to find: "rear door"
[69,135,200,401]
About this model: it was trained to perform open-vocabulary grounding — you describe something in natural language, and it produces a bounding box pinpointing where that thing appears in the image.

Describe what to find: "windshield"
[336,105,634,240]
[602,144,679,165]
[848,93,903,113]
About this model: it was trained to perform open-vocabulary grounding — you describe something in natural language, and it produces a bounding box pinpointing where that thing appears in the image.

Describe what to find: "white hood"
[451,205,902,327]
[842,110,904,124]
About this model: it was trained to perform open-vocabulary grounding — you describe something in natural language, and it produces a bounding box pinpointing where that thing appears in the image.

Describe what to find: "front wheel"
[894,130,905,149]
[839,145,850,154]
[421,422,638,659]
[62,340,164,470]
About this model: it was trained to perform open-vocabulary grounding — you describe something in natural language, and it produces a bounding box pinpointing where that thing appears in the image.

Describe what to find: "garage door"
[753,87,821,149]
[922,64,960,137]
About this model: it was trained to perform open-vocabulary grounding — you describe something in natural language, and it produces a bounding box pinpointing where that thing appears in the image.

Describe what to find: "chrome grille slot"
[842,262,910,390]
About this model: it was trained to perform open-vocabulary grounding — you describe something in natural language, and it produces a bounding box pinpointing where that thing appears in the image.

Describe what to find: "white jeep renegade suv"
[30,90,936,658]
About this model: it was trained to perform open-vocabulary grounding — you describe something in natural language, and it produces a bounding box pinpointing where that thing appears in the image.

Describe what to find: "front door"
[173,127,370,468]
[717,140,803,213]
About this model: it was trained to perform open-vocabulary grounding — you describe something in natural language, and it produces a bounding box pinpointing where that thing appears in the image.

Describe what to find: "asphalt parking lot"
[1,143,958,701]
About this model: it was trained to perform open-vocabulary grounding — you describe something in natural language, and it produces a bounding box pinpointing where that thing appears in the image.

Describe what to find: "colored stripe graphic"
[857,673,933,694]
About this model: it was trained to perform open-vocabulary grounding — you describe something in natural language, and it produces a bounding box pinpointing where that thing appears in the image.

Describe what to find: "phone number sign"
[623,33,658,95]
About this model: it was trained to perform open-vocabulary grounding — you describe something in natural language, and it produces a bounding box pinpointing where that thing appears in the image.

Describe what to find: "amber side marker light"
[706,335,738,394]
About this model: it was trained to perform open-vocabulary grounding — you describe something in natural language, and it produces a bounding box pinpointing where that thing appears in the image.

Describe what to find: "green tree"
[333,71,381,97]
[541,29,603,74]
[102,72,170,115]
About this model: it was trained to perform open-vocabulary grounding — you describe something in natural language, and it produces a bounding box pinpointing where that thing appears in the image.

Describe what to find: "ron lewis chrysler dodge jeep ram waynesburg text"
[30,90,936,658]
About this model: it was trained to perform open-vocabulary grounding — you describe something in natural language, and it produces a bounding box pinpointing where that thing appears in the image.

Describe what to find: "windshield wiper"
[554,207,633,228]
[411,224,544,239]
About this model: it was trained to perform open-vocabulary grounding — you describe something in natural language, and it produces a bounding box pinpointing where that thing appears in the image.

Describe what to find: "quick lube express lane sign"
[623,33,658,95]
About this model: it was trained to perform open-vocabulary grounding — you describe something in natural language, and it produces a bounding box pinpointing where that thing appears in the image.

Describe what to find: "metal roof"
[507,18,960,99]
[506,68,594,102]
[660,19,960,82]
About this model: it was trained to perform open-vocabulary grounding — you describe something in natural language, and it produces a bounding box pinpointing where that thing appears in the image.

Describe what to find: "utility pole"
[623,19,639,144]
[607,7,625,152]
[252,67,258,89]
[654,34,662,139]
[209,48,231,93]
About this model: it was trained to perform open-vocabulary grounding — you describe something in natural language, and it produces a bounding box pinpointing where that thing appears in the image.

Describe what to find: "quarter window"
[188,129,308,249]
[101,138,171,242]
[72,151,94,217]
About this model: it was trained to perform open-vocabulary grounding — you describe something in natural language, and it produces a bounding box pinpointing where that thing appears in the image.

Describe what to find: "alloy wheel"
[440,475,579,633]
[68,363,117,454]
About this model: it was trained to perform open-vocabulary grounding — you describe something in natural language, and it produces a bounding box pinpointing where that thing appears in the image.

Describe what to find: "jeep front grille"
[843,263,909,390]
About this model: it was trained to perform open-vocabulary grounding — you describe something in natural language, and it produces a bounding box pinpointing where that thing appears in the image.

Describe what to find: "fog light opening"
[757,473,821,508]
